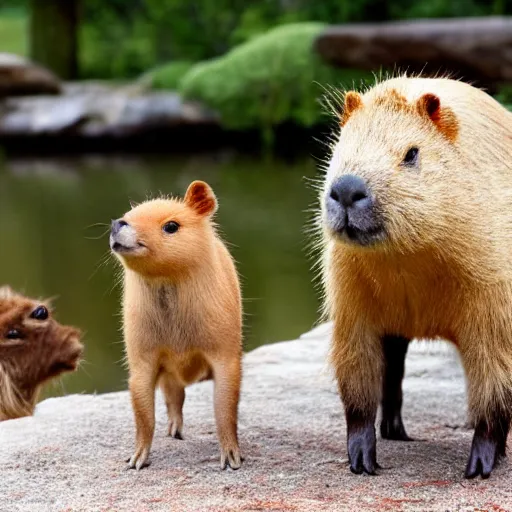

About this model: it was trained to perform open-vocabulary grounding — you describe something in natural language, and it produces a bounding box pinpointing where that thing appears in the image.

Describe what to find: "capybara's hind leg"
[211,355,242,470]
[159,373,185,439]
[380,335,413,441]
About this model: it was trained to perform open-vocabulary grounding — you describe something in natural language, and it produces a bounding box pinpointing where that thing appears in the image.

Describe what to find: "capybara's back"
[319,75,512,479]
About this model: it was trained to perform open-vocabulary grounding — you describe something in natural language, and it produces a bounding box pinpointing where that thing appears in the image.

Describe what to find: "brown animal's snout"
[47,324,84,374]
[325,174,385,246]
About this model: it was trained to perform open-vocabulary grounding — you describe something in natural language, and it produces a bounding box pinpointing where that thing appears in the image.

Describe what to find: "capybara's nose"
[329,175,369,208]
[111,219,128,236]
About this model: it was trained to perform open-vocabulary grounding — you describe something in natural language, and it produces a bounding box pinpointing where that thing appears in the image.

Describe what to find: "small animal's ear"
[340,91,363,126]
[416,93,458,142]
[0,286,14,300]
[129,199,139,209]
[184,180,218,217]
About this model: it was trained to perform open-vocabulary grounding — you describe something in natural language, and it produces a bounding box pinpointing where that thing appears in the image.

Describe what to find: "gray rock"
[0,81,218,138]
[1,323,511,511]
[315,16,512,88]
[0,53,61,97]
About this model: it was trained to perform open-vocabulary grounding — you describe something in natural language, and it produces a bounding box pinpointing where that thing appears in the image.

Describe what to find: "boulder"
[0,81,218,138]
[314,16,512,89]
[0,53,61,97]
[1,323,511,511]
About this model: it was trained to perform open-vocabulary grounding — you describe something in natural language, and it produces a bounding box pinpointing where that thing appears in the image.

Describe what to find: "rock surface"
[0,81,218,139]
[315,16,512,89]
[0,53,61,97]
[1,323,512,512]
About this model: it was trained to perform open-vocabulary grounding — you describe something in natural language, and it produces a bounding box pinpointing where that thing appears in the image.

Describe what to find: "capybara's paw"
[380,415,414,441]
[220,446,242,470]
[167,418,183,440]
[125,446,151,471]
[465,435,499,479]
[348,426,379,475]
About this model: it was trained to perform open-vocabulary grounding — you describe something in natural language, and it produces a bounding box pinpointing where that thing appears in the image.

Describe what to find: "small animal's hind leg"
[159,373,185,440]
[380,335,413,441]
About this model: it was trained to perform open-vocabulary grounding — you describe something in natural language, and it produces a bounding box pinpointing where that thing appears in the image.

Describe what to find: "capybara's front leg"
[333,323,383,475]
[380,335,413,441]
[126,361,158,470]
[211,355,242,470]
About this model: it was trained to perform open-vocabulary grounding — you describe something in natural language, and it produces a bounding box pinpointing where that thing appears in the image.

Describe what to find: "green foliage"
[142,60,194,90]
[0,7,27,55]
[179,23,374,139]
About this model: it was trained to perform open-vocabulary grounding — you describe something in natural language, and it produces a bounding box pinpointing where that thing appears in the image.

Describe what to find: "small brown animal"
[0,286,83,421]
[110,180,243,471]
[320,76,512,479]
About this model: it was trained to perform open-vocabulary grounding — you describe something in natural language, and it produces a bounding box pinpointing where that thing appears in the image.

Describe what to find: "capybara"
[320,76,512,479]
[110,180,243,470]
[0,286,83,421]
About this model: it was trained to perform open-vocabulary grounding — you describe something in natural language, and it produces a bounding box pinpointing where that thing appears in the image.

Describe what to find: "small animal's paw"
[380,416,414,441]
[125,446,151,471]
[167,419,183,440]
[220,446,242,470]
[465,436,498,479]
[348,426,379,475]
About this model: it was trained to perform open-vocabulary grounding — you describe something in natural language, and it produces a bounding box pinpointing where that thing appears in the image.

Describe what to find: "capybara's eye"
[6,329,22,340]
[402,147,419,166]
[30,306,49,321]
[162,221,180,234]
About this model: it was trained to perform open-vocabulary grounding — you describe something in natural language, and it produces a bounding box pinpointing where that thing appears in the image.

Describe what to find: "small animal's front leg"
[159,373,185,439]
[126,361,158,470]
[465,410,510,479]
[211,355,242,470]
[380,335,413,441]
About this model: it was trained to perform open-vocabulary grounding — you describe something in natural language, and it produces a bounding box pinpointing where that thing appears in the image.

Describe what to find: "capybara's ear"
[340,91,363,126]
[0,286,14,300]
[184,181,218,217]
[416,93,458,142]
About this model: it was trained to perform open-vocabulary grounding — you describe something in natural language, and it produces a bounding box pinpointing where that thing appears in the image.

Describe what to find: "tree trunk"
[29,0,79,79]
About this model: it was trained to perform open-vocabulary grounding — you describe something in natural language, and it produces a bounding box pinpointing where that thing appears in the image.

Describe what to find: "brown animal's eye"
[163,221,179,234]
[31,306,49,320]
[6,329,22,339]
[402,147,419,166]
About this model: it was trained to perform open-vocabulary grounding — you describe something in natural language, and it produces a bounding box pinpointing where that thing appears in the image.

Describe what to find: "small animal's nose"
[111,219,128,236]
[329,175,369,208]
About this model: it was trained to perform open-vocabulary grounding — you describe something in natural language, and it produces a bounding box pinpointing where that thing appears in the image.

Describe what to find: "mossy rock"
[178,23,374,136]
[141,60,195,90]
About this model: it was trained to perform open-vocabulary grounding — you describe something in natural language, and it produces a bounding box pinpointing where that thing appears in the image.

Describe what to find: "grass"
[0,9,28,56]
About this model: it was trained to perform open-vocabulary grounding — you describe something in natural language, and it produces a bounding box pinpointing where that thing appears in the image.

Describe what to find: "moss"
[142,60,195,90]
[178,22,374,139]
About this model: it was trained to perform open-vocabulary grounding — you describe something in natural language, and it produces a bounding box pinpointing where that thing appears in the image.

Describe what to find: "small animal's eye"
[6,329,22,340]
[402,147,419,166]
[162,221,180,234]
[31,306,49,320]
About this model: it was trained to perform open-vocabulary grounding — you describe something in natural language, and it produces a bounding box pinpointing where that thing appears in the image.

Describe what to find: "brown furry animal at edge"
[110,180,243,471]
[316,74,512,480]
[0,286,83,421]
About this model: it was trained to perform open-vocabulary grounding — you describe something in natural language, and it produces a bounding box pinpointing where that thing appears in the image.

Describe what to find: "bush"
[178,23,374,141]
[141,60,194,90]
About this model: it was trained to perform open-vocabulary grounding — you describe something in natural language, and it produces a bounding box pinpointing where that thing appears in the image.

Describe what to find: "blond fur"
[113,180,243,471]
[320,75,512,427]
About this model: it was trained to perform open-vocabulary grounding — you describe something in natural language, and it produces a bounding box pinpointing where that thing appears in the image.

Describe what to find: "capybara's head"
[0,286,83,420]
[322,79,461,252]
[110,180,218,278]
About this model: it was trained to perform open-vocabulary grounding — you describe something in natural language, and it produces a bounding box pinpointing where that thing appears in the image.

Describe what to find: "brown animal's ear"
[184,181,218,217]
[0,286,14,300]
[340,91,363,126]
[416,93,458,142]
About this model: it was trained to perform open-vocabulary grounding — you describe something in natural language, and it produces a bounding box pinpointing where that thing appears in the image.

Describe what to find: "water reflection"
[0,153,322,397]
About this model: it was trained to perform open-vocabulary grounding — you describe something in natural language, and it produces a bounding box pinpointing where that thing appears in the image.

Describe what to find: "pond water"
[0,152,323,398]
